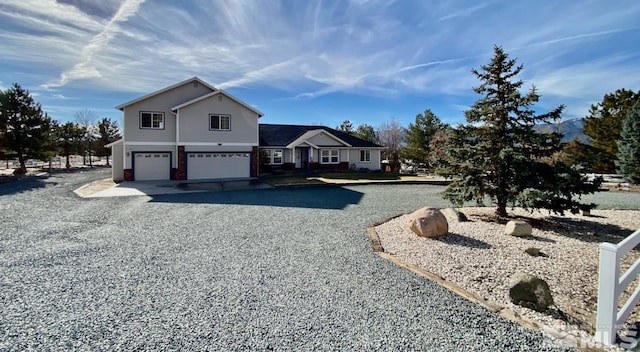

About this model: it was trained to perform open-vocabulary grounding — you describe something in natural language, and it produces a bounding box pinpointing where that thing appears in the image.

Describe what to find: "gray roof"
[259,124,381,148]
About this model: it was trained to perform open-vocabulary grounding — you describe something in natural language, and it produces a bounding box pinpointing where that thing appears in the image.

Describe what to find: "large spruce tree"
[439,46,600,217]
[616,99,640,184]
[584,89,640,173]
[0,83,53,174]
[401,109,444,168]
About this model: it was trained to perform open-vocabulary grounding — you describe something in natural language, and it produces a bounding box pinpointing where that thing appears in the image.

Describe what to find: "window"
[360,150,371,162]
[261,149,283,165]
[210,114,231,130]
[140,112,164,129]
[321,149,339,164]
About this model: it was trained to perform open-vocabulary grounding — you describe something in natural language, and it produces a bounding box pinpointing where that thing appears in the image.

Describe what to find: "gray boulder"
[508,272,554,311]
[406,207,448,238]
[441,208,468,222]
[505,220,532,237]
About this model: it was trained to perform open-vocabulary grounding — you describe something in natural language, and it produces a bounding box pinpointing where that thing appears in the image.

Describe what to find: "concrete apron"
[75,179,272,198]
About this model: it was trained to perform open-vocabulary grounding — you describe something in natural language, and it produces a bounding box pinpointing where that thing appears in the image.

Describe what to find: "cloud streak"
[42,0,146,88]
[0,0,639,124]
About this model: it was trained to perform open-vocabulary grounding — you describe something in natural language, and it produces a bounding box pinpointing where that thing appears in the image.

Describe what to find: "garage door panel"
[187,152,250,180]
[134,152,171,180]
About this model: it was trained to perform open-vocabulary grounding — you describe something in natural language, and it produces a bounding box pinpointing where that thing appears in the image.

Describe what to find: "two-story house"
[107,77,382,181]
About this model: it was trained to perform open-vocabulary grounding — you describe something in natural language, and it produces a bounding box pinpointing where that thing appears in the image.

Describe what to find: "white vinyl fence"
[596,229,640,346]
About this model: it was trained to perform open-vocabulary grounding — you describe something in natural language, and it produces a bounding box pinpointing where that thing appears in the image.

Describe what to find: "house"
[259,124,381,172]
[108,77,382,181]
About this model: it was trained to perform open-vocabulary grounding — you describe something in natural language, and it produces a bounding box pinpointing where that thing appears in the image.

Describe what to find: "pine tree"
[616,99,640,184]
[0,83,53,174]
[56,122,86,169]
[438,46,600,217]
[401,109,444,168]
[97,117,121,166]
[354,124,377,143]
[337,120,354,134]
[584,89,640,173]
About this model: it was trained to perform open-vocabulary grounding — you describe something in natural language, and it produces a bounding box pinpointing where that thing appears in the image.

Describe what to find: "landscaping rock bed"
[375,207,640,346]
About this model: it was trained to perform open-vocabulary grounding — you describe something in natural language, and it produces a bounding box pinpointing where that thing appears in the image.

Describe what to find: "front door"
[300,147,309,169]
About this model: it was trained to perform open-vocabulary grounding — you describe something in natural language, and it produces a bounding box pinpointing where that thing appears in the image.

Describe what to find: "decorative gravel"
[4,169,636,351]
[375,207,640,347]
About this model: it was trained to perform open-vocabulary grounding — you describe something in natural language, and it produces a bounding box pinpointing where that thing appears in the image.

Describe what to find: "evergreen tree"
[354,124,377,143]
[56,122,86,169]
[438,46,600,217]
[337,120,354,134]
[584,89,640,173]
[0,83,53,174]
[97,117,121,166]
[616,99,640,184]
[401,109,444,168]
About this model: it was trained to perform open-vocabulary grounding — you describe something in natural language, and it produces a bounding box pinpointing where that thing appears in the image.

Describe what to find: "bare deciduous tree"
[74,108,97,166]
[377,118,404,172]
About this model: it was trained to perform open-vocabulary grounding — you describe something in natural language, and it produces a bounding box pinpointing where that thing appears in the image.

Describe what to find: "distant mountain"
[533,118,589,143]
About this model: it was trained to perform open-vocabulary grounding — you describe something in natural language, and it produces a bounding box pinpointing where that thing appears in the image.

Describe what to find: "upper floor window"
[321,149,339,164]
[360,150,371,162]
[210,114,231,131]
[140,112,164,129]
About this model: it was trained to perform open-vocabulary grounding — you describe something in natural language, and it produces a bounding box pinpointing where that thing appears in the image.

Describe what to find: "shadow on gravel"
[149,186,364,210]
[539,216,635,244]
[435,233,492,249]
[0,175,52,196]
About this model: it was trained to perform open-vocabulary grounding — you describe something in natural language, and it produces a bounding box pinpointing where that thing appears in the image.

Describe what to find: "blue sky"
[1,0,639,129]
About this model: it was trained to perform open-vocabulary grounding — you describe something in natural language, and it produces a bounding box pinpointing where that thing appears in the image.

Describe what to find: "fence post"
[595,242,621,346]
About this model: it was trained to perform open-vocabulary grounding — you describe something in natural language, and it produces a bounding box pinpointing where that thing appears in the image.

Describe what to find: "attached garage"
[133,152,171,181]
[186,152,251,180]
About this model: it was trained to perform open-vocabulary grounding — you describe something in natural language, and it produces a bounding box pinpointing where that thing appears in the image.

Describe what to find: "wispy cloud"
[438,3,490,21]
[42,0,146,88]
[1,0,639,124]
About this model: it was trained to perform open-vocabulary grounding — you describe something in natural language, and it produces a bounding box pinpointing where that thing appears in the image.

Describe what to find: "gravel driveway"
[5,169,636,351]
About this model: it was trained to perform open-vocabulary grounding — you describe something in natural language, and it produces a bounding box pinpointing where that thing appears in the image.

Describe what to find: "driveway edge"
[367,221,594,350]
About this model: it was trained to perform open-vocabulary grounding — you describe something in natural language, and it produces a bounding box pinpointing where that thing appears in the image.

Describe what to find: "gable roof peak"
[115,77,217,110]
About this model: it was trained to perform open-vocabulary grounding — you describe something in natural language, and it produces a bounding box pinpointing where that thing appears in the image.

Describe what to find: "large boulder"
[505,220,532,237]
[406,207,448,238]
[508,272,554,311]
[441,207,468,222]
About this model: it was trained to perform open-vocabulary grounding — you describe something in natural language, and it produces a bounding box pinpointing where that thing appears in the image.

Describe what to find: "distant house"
[108,77,382,181]
[259,124,382,173]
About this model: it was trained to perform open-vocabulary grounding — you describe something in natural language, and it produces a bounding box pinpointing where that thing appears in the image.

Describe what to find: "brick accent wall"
[251,146,259,177]
[313,162,349,171]
[175,146,186,180]
[123,169,133,181]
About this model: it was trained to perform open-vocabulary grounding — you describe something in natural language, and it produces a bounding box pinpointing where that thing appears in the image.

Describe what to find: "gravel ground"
[4,169,636,351]
[376,208,640,348]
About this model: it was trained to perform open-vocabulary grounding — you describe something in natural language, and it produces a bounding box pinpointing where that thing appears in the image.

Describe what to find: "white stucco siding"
[123,82,213,143]
[110,141,124,181]
[177,95,259,144]
[307,132,345,147]
[184,145,252,153]
[348,149,381,170]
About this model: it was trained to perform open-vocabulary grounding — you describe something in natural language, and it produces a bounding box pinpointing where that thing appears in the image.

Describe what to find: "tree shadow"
[435,232,492,249]
[468,211,636,244]
[536,216,635,244]
[0,174,52,196]
[148,186,364,210]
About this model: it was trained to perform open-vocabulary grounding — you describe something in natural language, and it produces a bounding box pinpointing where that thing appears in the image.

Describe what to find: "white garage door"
[134,152,171,181]
[187,152,250,180]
